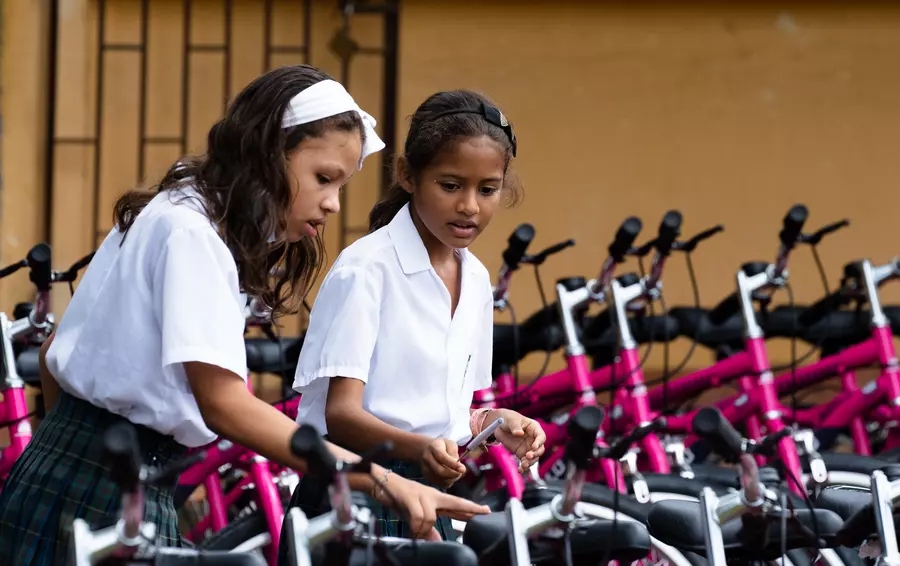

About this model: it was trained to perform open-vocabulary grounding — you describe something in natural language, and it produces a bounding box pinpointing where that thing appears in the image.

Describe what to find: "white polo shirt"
[293,203,494,444]
[45,186,248,448]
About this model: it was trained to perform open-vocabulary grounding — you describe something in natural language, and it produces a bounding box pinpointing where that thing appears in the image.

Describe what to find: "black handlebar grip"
[707,293,741,325]
[797,291,847,326]
[778,205,809,248]
[835,502,876,548]
[564,405,604,469]
[69,251,96,274]
[290,424,338,478]
[102,422,143,492]
[609,217,643,262]
[692,407,744,461]
[26,243,52,292]
[655,210,683,257]
[501,223,535,271]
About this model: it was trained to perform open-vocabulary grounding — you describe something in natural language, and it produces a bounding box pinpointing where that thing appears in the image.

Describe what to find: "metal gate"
[44,0,399,258]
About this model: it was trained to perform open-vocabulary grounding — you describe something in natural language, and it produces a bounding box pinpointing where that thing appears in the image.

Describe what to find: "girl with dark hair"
[0,66,489,566]
[286,90,546,542]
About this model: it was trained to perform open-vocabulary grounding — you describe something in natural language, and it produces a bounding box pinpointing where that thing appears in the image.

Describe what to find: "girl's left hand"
[490,409,546,473]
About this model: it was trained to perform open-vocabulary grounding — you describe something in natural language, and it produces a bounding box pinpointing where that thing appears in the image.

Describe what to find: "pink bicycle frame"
[651,260,900,460]
[0,312,35,486]
[176,379,299,564]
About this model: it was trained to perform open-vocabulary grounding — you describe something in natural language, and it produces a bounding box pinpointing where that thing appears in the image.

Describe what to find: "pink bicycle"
[0,245,93,489]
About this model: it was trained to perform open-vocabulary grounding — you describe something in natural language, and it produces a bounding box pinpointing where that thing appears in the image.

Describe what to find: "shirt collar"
[387,203,476,276]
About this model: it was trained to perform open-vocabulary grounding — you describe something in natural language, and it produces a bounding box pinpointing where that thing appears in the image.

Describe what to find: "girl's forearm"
[326,405,434,461]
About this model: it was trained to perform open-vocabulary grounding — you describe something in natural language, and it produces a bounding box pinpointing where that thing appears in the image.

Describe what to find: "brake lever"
[672,225,725,253]
[521,239,576,267]
[797,219,850,246]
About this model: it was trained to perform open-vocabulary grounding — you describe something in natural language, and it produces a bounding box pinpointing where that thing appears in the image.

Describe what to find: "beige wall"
[398,0,900,377]
[3,1,900,389]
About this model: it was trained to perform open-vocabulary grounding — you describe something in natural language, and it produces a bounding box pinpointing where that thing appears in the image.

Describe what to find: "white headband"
[281,79,385,170]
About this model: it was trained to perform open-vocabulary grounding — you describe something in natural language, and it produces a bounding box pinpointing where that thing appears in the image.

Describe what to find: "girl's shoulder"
[329,225,396,273]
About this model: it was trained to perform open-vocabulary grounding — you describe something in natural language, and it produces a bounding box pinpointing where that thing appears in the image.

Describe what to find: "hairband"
[281,79,386,170]
[428,101,518,157]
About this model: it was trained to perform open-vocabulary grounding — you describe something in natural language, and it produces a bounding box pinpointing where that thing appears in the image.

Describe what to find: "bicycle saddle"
[815,488,872,522]
[324,540,479,566]
[647,499,844,560]
[245,335,304,378]
[463,512,652,565]
[492,302,566,373]
[154,550,267,565]
[668,307,745,351]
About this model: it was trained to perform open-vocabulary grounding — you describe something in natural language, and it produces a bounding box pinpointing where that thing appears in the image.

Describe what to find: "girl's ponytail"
[367,183,411,233]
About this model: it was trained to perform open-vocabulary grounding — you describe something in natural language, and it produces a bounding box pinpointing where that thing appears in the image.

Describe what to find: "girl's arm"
[38,330,61,412]
[324,376,434,461]
[186,362,378,486]
[185,362,491,534]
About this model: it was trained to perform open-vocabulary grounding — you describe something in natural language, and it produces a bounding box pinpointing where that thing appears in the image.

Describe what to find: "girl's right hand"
[378,475,491,540]
[420,437,467,488]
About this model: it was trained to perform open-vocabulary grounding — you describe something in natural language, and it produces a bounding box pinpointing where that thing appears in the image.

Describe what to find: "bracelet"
[470,408,492,437]
[470,408,502,446]
[370,469,392,500]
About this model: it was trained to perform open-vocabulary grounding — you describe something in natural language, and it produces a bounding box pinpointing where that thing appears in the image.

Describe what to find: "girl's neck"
[409,202,456,267]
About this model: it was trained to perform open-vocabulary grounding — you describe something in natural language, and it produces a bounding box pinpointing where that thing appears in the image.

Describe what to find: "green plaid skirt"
[0,391,188,566]
[277,453,454,566]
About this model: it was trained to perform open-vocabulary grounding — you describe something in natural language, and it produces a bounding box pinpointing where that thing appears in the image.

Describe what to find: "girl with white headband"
[284,89,546,543]
[0,65,489,565]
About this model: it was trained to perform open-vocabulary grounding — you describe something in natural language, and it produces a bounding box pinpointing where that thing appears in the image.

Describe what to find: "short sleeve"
[293,265,381,389]
[153,227,248,380]
[472,297,494,391]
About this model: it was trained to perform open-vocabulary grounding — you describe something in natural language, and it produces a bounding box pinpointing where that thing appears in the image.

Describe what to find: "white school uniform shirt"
[45,186,248,448]
[293,203,494,444]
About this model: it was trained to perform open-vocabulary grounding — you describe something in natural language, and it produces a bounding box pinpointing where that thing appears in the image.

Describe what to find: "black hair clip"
[430,102,518,157]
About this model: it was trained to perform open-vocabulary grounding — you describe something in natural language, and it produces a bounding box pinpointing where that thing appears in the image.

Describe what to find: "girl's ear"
[395,156,414,195]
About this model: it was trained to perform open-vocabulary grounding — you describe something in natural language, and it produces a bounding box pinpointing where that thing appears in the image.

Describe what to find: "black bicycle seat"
[155,550,267,565]
[765,306,870,346]
[326,539,479,566]
[815,488,871,522]
[493,303,566,373]
[647,499,843,560]
[668,307,745,351]
[245,335,304,379]
[464,512,651,565]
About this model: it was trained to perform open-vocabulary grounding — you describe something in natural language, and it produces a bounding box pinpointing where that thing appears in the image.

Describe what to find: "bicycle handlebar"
[589,217,643,296]
[53,251,96,283]
[645,211,683,290]
[26,244,52,292]
[600,417,668,462]
[561,405,604,516]
[493,224,535,303]
[692,407,745,462]
[103,423,143,494]
[502,224,535,272]
[692,408,765,506]
[773,204,808,279]
[707,206,813,325]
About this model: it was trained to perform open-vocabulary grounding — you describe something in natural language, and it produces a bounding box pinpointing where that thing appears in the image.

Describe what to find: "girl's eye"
[480,186,500,196]
[439,182,460,192]
[317,174,331,185]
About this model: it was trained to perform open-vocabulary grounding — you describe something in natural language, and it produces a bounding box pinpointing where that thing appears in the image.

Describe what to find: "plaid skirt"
[277,453,455,566]
[0,391,188,566]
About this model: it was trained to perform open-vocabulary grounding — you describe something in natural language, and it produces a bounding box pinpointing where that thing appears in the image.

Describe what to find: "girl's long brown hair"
[113,65,365,318]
